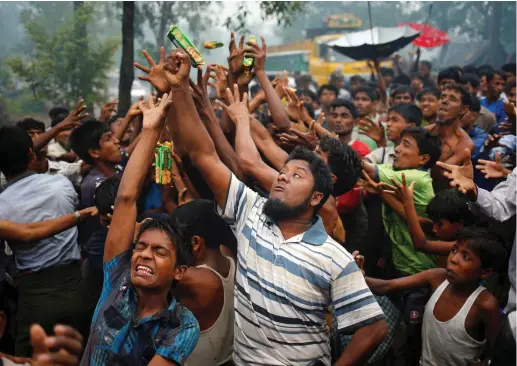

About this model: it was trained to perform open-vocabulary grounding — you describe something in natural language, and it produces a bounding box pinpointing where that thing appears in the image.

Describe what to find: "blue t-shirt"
[468,126,488,160]
[480,97,507,129]
[82,250,199,366]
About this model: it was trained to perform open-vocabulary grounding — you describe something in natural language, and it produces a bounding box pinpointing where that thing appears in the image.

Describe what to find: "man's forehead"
[284,159,310,170]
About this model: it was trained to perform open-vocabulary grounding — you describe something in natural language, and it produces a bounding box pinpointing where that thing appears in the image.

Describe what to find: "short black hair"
[477,64,494,75]
[392,85,415,101]
[318,84,339,98]
[107,114,125,126]
[416,88,441,102]
[51,116,66,128]
[389,104,422,126]
[0,126,33,177]
[380,67,395,77]
[299,89,317,102]
[461,73,480,89]
[169,199,236,254]
[392,74,411,86]
[94,176,120,215]
[443,84,471,107]
[438,67,461,84]
[48,105,69,121]
[329,99,358,119]
[350,75,366,85]
[136,218,194,267]
[352,86,378,102]
[466,94,481,113]
[400,127,441,169]
[318,136,361,196]
[486,70,505,84]
[420,60,432,70]
[286,147,333,214]
[463,64,477,75]
[427,188,476,225]
[70,120,110,164]
[456,226,508,271]
[411,72,423,81]
[501,63,516,76]
[16,118,45,133]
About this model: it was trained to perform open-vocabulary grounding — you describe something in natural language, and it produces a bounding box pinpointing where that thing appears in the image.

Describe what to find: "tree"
[119,1,135,112]
[7,3,119,107]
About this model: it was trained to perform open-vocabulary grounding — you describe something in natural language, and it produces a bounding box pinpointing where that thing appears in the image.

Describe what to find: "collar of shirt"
[127,285,179,326]
[5,170,37,189]
[264,215,328,246]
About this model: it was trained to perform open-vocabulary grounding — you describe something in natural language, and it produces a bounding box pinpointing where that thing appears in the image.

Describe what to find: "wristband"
[74,211,83,223]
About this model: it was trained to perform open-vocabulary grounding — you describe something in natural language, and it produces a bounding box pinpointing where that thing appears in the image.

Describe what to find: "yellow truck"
[267,33,392,86]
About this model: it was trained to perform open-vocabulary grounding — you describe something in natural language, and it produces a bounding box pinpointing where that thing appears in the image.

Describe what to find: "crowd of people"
[0,31,515,366]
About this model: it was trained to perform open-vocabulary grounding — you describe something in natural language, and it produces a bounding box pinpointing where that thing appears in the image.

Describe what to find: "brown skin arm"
[0,207,97,242]
[366,268,446,295]
[444,133,475,166]
[124,131,143,156]
[147,355,178,366]
[380,191,434,229]
[250,117,288,171]
[468,294,500,366]
[104,94,173,262]
[335,319,388,366]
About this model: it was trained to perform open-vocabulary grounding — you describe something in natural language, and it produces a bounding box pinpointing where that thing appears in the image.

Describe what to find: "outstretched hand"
[476,152,511,179]
[139,92,174,130]
[243,36,267,72]
[58,99,88,131]
[381,173,416,205]
[31,324,83,366]
[190,65,213,117]
[215,84,250,124]
[134,47,170,93]
[436,148,476,198]
[100,99,118,122]
[164,50,191,89]
[357,117,385,145]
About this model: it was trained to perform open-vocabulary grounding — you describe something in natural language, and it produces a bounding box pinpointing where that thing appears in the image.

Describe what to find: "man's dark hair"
[461,73,480,89]
[136,218,194,267]
[389,104,422,126]
[466,94,481,113]
[285,147,333,214]
[505,80,516,95]
[420,60,432,70]
[16,118,45,133]
[411,72,423,81]
[299,89,317,102]
[169,199,236,254]
[0,126,34,177]
[392,85,415,100]
[427,188,476,225]
[456,226,508,271]
[107,114,125,126]
[352,86,379,102]
[438,67,461,84]
[70,120,110,165]
[350,75,366,85]
[318,84,339,98]
[94,176,120,215]
[48,105,69,122]
[463,64,477,75]
[486,70,505,84]
[416,88,441,102]
[380,67,395,77]
[400,127,441,169]
[50,116,66,128]
[329,99,358,119]
[477,64,494,75]
[501,63,516,76]
[443,84,471,107]
[318,136,361,196]
[392,74,411,86]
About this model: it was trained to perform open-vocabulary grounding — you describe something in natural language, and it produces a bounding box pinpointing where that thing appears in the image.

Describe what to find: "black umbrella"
[327,25,420,61]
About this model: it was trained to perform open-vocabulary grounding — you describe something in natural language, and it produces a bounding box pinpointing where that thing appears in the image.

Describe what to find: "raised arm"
[366,268,444,295]
[250,117,288,171]
[112,102,142,142]
[104,93,173,262]
[33,99,88,152]
[0,207,97,242]
[244,37,291,131]
[164,51,232,209]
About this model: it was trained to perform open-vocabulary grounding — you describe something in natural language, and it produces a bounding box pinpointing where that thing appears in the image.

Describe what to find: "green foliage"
[6,3,119,108]
[224,1,307,33]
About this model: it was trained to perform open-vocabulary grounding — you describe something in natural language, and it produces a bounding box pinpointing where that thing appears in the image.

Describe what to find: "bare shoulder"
[456,127,475,149]
[475,289,499,315]
[427,268,448,291]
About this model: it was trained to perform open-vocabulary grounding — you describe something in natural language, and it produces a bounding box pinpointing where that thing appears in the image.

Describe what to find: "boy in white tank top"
[359,226,507,365]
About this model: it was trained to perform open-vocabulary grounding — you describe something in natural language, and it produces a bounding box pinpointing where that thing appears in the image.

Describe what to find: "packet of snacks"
[167,25,205,67]
[154,141,173,185]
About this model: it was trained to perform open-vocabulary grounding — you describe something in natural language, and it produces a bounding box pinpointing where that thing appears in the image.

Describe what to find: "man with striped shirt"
[164,47,388,365]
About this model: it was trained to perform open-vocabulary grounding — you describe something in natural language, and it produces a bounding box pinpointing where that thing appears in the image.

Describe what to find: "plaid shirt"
[81,250,199,366]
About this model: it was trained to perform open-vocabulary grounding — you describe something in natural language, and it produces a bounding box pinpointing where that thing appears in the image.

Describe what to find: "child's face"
[393,92,413,106]
[446,241,485,284]
[432,219,464,241]
[386,111,411,143]
[393,134,428,170]
[353,92,375,117]
[418,93,439,119]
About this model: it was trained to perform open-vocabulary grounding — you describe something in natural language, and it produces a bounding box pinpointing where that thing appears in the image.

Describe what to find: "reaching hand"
[352,250,365,273]
[357,117,385,144]
[243,36,267,72]
[227,32,246,76]
[58,99,88,132]
[484,134,505,149]
[134,47,170,93]
[31,324,83,366]
[100,99,118,122]
[190,66,212,117]
[164,51,191,89]
[436,148,476,197]
[476,152,511,179]
[126,101,143,119]
[503,100,516,120]
[215,84,250,124]
[284,87,303,122]
[140,92,174,130]
[278,122,318,150]
[382,173,416,205]
[357,170,387,195]
[207,64,229,100]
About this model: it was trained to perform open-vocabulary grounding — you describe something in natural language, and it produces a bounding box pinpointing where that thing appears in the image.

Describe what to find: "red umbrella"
[398,23,449,48]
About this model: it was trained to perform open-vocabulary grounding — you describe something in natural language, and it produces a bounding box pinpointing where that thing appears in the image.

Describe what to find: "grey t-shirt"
[365,146,396,165]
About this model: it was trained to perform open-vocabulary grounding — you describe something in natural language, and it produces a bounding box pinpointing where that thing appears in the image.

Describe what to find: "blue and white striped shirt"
[217,174,385,365]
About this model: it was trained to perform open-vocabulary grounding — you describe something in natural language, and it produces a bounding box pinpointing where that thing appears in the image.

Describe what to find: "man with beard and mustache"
[163,45,387,365]
[426,85,475,192]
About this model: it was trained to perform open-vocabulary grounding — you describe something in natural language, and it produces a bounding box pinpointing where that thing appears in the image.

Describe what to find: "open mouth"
[446,268,456,277]
[135,265,154,276]
[274,185,284,192]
